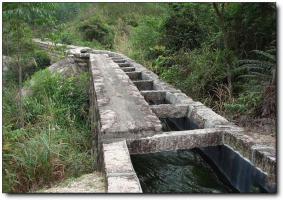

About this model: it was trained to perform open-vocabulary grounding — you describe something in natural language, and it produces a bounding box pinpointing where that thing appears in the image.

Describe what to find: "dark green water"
[131,149,235,193]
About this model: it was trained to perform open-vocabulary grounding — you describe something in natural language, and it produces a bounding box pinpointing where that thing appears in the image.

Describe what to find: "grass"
[3,69,94,193]
[50,3,168,52]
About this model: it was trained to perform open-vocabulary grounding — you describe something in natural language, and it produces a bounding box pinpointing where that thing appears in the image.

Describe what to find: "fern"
[235,48,276,83]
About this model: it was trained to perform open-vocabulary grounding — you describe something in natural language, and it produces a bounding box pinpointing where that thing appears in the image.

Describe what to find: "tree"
[3,3,56,128]
[212,3,233,93]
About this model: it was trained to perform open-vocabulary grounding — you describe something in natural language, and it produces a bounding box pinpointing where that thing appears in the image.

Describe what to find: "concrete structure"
[33,39,277,193]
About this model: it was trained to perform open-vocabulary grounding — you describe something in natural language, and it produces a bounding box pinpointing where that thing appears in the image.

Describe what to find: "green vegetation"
[3,3,93,192]
[3,70,92,192]
[2,2,276,192]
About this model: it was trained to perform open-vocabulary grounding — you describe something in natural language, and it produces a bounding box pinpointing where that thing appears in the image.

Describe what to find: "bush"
[59,31,76,45]
[33,50,51,69]
[224,92,263,117]
[154,47,232,100]
[131,16,164,59]
[224,103,247,115]
[162,4,205,52]
[78,16,114,48]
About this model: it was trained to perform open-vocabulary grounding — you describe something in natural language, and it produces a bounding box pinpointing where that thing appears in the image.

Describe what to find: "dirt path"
[38,172,105,193]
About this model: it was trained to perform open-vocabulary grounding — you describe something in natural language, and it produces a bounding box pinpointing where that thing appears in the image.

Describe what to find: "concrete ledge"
[103,140,135,174]
[221,127,276,186]
[102,140,142,193]
[166,92,194,104]
[252,145,276,178]
[107,175,142,193]
[150,104,189,118]
[127,128,223,155]
[122,67,136,72]
[223,131,255,161]
[187,101,229,128]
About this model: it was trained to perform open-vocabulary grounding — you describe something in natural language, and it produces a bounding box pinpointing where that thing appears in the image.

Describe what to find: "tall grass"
[3,69,93,192]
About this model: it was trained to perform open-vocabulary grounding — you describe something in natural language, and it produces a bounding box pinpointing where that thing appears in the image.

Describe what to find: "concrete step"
[122,67,136,72]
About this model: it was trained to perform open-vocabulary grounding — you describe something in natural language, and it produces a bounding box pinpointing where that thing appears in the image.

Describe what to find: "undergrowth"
[3,69,93,193]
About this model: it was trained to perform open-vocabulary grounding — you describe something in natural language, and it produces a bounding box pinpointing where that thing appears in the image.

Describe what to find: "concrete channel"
[34,39,276,193]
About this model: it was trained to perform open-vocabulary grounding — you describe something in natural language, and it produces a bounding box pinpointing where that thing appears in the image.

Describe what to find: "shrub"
[224,92,263,117]
[154,47,232,100]
[162,4,205,52]
[224,103,247,115]
[33,50,51,69]
[131,16,164,59]
[78,16,114,48]
[59,31,76,45]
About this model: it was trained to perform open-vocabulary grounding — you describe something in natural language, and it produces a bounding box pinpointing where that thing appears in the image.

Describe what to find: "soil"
[37,172,105,193]
[232,116,276,147]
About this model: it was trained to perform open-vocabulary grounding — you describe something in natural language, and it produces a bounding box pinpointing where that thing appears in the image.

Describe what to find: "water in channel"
[131,148,236,193]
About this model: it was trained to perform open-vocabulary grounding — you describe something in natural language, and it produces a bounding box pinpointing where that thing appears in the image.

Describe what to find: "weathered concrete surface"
[107,175,142,193]
[118,63,131,68]
[126,71,142,80]
[103,141,135,174]
[187,101,230,128]
[222,130,276,183]
[90,54,161,140]
[112,58,126,63]
[133,80,153,91]
[150,104,189,118]
[122,67,136,72]
[127,128,223,155]
[102,141,142,193]
[140,90,166,104]
[252,145,276,179]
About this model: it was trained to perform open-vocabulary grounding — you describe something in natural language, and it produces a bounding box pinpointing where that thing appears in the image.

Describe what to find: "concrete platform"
[90,54,162,140]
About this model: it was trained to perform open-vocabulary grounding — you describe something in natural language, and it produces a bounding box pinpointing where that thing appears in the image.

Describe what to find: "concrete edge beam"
[187,102,230,128]
[102,140,142,193]
[127,128,223,155]
[150,104,189,118]
[222,128,276,185]
[122,67,136,72]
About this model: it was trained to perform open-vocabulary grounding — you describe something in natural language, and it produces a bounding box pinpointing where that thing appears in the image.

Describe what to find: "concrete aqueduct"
[34,39,276,193]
